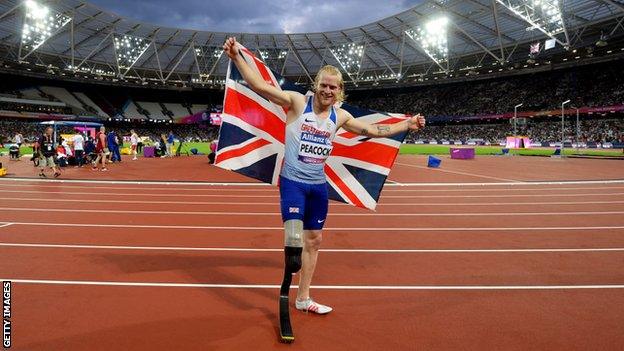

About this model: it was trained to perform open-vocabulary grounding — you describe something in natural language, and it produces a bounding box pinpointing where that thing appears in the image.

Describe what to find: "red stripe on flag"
[324,165,365,208]
[240,47,276,87]
[216,138,271,163]
[238,47,288,115]
[253,57,277,87]
[330,142,396,169]
[224,89,285,143]
[239,47,255,56]
[377,117,409,124]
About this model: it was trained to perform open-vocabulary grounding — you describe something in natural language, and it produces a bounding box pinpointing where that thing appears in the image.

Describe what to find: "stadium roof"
[0,0,623,88]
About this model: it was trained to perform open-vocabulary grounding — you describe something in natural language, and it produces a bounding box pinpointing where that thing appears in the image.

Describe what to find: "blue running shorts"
[279,176,329,230]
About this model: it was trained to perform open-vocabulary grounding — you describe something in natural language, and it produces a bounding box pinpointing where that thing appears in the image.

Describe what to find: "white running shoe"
[295,298,332,315]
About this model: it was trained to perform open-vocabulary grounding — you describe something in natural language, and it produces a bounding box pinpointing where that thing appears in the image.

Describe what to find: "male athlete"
[223,37,425,316]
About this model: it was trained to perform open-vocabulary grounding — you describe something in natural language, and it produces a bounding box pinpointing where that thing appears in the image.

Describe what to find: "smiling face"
[314,65,344,107]
[316,74,341,107]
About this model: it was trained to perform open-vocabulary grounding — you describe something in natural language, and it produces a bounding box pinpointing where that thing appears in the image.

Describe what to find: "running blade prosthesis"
[279,269,294,343]
[279,247,301,343]
[279,298,294,342]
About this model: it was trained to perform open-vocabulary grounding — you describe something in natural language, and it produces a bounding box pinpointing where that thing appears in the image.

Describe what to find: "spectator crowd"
[1,59,622,148]
[1,118,219,146]
[348,60,624,118]
[406,118,624,144]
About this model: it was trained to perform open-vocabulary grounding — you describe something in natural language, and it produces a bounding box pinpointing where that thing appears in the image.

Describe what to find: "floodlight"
[193,45,224,83]
[496,0,565,38]
[113,34,151,72]
[405,16,449,70]
[329,42,365,75]
[254,48,289,72]
[21,0,71,57]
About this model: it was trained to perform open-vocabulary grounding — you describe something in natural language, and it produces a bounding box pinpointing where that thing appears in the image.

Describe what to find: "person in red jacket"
[92,126,109,172]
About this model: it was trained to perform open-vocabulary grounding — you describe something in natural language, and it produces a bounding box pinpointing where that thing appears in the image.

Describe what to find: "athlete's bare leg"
[296,229,322,300]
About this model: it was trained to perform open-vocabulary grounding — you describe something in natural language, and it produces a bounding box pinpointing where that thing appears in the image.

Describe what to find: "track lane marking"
[2,242,624,253]
[2,222,623,231]
[2,278,623,290]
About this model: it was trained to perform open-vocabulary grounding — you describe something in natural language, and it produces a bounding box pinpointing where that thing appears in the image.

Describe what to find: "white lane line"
[2,222,624,231]
[374,201,624,206]
[1,207,622,217]
[2,278,623,290]
[1,189,622,199]
[2,242,624,253]
[2,182,624,193]
[0,183,278,193]
[394,162,519,182]
[386,179,403,185]
[0,178,268,186]
[2,197,624,207]
[383,186,624,192]
[392,180,624,186]
[0,189,277,198]
[2,177,623,187]
[0,223,13,228]
[1,197,278,206]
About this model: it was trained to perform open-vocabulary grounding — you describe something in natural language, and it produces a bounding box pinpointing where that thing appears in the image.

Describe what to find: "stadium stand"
[190,104,209,114]
[73,92,110,118]
[39,86,85,110]
[139,101,169,120]
[123,100,148,120]
[163,103,192,118]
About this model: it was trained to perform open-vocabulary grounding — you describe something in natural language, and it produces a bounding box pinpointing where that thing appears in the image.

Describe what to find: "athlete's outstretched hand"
[407,114,426,131]
[223,37,240,60]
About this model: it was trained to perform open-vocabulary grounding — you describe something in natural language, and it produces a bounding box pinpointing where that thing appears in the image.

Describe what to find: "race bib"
[298,124,332,164]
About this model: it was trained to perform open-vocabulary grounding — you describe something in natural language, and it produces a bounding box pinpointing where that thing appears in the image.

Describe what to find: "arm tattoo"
[376,125,391,135]
[361,128,370,136]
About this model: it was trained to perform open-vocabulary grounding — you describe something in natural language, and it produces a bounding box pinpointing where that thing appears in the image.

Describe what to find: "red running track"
[0,155,624,350]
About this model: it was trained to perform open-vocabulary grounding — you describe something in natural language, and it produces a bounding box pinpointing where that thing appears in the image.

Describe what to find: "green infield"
[3,142,622,158]
[398,144,624,157]
[0,146,33,154]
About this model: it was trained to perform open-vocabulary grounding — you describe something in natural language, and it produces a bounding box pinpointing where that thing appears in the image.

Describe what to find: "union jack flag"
[215,45,408,210]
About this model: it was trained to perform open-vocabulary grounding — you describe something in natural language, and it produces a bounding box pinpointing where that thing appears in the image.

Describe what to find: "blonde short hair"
[314,65,345,103]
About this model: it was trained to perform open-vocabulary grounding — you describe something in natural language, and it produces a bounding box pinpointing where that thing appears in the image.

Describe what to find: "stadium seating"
[163,103,191,118]
[123,101,148,120]
[139,102,168,119]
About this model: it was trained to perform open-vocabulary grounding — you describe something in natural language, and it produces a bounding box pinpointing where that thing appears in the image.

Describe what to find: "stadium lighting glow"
[496,0,565,39]
[193,45,224,83]
[256,49,289,70]
[360,72,401,82]
[66,64,115,77]
[405,17,449,71]
[21,0,71,57]
[195,46,223,58]
[113,34,151,73]
[330,42,365,75]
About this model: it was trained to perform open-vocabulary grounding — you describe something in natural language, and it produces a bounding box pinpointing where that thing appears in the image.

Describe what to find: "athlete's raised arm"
[339,110,426,137]
[223,37,302,109]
